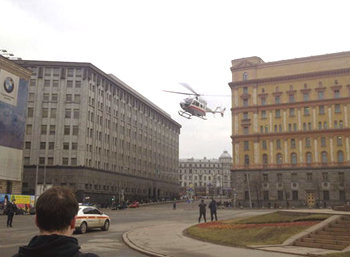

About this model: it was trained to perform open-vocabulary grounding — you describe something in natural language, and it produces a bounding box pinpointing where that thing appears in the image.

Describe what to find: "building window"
[65,109,71,118]
[48,142,54,150]
[288,123,292,132]
[289,95,295,103]
[289,108,295,116]
[64,125,70,135]
[53,80,59,87]
[319,105,325,114]
[275,109,281,118]
[277,153,282,164]
[291,139,296,148]
[66,94,72,102]
[72,143,78,150]
[308,122,312,130]
[261,110,267,118]
[63,142,69,150]
[245,191,249,200]
[318,91,324,100]
[49,125,55,135]
[307,173,312,181]
[243,72,248,81]
[291,153,297,164]
[322,172,328,181]
[263,174,268,182]
[244,155,249,165]
[243,99,248,107]
[340,191,346,202]
[243,87,248,94]
[335,104,341,113]
[74,94,80,103]
[263,191,269,200]
[40,142,46,150]
[39,157,45,165]
[338,151,344,163]
[292,191,299,200]
[71,158,77,166]
[277,173,282,182]
[44,80,50,87]
[324,121,328,129]
[321,137,326,147]
[278,191,284,200]
[67,80,73,88]
[337,136,342,146]
[323,191,330,201]
[62,158,69,165]
[262,140,267,149]
[244,141,249,150]
[293,123,297,131]
[243,127,249,135]
[305,138,310,147]
[28,108,34,118]
[340,120,343,128]
[275,96,280,104]
[43,93,49,101]
[51,93,58,101]
[303,93,309,101]
[73,109,80,119]
[334,121,338,128]
[321,152,328,163]
[339,172,345,181]
[261,98,266,105]
[26,124,32,134]
[51,108,57,118]
[41,125,47,135]
[318,122,322,130]
[276,139,281,149]
[25,142,31,149]
[334,90,340,99]
[303,123,307,131]
[72,126,79,135]
[306,152,312,163]
[262,154,268,164]
[304,107,310,115]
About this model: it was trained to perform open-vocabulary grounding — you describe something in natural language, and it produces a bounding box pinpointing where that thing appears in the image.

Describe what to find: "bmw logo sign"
[3,77,15,93]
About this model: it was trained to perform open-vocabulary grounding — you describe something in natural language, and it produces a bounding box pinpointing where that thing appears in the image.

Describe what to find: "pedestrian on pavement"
[208,198,218,221]
[6,199,17,227]
[173,201,177,210]
[12,187,99,257]
[198,199,207,223]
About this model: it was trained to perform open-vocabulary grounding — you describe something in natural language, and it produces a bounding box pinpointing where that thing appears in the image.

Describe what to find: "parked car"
[129,201,140,208]
[75,206,110,234]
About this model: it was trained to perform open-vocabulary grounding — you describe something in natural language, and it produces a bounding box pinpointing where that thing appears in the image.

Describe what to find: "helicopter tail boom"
[212,107,226,117]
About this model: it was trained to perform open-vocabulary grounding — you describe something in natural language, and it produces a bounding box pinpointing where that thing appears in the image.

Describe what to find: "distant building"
[179,151,232,197]
[0,55,31,194]
[14,59,181,203]
[229,51,350,208]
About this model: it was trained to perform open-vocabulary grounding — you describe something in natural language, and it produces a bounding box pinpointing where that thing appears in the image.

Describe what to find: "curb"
[122,230,171,257]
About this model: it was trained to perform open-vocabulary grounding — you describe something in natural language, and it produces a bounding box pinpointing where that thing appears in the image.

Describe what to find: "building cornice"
[228,67,350,88]
[0,55,32,79]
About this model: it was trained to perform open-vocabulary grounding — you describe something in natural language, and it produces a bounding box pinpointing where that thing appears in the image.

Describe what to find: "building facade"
[179,151,232,198]
[0,56,31,194]
[14,60,181,203]
[229,51,350,208]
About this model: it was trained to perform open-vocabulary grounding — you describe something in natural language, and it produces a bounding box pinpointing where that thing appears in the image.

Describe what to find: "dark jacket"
[6,202,17,214]
[198,202,206,213]
[209,200,217,212]
[12,234,99,257]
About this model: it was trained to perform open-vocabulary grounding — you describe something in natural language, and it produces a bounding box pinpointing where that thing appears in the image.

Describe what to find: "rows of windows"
[240,79,345,107]
[243,150,345,165]
[243,190,342,201]
[243,136,344,151]
[245,172,344,183]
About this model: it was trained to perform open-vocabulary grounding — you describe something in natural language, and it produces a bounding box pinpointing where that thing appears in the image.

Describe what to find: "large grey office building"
[15,60,181,203]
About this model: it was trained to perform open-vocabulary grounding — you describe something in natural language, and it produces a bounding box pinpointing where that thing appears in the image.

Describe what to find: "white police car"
[75,206,110,234]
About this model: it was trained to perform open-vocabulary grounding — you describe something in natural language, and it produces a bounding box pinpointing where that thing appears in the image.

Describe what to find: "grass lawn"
[185,212,330,247]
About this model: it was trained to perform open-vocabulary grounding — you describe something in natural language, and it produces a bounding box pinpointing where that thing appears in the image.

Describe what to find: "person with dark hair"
[198,199,207,223]
[208,198,218,221]
[6,198,17,227]
[12,187,99,257]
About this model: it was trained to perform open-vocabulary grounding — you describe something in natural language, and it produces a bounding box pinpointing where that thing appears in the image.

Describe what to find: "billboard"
[0,194,35,210]
[0,68,28,181]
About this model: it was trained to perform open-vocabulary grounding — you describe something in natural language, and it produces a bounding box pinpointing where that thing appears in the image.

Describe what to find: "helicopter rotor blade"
[179,83,200,96]
[162,90,196,96]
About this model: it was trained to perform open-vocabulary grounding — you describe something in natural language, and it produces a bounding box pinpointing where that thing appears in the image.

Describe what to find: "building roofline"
[14,59,181,128]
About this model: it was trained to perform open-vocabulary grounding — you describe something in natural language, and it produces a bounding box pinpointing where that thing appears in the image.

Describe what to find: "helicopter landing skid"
[178,110,192,119]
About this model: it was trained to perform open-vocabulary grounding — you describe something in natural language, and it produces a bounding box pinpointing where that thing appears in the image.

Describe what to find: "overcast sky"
[1,0,350,159]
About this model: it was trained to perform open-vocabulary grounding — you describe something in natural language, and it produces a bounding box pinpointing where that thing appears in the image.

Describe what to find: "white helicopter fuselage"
[180,97,207,118]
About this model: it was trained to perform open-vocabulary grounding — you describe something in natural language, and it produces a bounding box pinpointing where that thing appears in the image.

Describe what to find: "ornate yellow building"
[229,51,350,208]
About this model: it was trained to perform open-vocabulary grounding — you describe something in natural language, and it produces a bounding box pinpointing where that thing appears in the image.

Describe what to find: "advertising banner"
[0,194,34,211]
[0,68,28,181]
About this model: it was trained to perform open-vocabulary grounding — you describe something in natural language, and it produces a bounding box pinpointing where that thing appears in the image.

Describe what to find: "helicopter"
[163,83,228,120]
